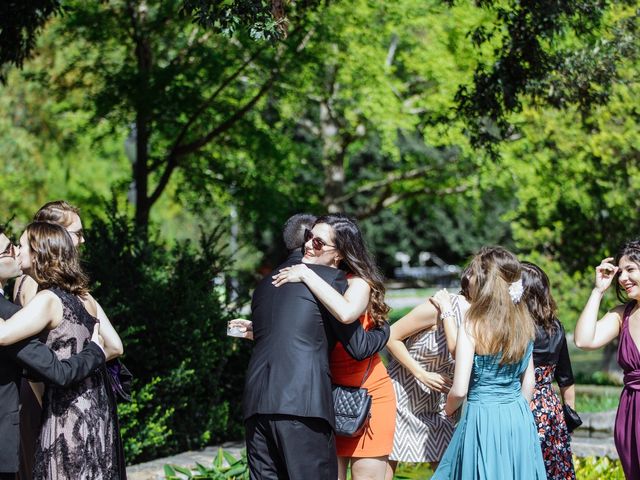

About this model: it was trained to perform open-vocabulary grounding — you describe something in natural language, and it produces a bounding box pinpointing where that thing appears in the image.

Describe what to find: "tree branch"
[167,43,270,157]
[148,70,278,206]
[173,70,278,157]
[355,183,472,220]
[148,25,309,209]
[334,166,432,204]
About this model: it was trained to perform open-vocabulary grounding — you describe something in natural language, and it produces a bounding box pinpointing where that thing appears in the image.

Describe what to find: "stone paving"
[127,411,618,479]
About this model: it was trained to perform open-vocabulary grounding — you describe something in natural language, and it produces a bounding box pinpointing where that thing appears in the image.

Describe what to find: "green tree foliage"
[0,0,310,81]
[445,0,639,151]
[0,0,62,82]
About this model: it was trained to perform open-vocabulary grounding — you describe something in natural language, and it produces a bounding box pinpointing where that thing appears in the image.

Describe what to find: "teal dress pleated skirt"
[433,343,546,480]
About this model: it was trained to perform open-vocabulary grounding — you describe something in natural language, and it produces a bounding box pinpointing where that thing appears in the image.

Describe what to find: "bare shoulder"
[33,289,60,304]
[30,290,63,317]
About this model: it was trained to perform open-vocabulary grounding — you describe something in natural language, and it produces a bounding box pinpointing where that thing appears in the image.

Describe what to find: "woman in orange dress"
[273,213,396,480]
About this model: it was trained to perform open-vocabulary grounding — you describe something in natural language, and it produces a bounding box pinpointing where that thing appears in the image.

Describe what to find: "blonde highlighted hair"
[466,246,535,364]
[34,200,80,228]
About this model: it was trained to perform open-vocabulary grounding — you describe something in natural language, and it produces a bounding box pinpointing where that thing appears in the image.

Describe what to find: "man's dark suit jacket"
[243,252,390,429]
[0,296,106,474]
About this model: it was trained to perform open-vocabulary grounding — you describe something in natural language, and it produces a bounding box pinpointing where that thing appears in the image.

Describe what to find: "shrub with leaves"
[164,448,248,480]
[573,456,625,479]
[83,203,251,463]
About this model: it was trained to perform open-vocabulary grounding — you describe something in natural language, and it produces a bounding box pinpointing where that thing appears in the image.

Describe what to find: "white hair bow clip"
[509,278,524,304]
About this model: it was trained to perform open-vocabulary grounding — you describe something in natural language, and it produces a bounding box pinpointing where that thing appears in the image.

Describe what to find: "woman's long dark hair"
[26,221,89,296]
[314,214,389,327]
[614,239,640,303]
[521,261,558,333]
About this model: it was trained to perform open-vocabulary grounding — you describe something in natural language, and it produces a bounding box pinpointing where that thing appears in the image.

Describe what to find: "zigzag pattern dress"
[387,295,467,463]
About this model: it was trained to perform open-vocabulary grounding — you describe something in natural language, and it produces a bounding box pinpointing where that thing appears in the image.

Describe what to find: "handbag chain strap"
[359,356,374,388]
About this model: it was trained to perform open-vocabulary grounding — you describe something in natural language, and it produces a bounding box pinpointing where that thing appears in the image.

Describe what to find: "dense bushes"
[82,205,251,463]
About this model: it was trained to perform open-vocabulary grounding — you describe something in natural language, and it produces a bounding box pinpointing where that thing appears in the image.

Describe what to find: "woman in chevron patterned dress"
[386,280,470,474]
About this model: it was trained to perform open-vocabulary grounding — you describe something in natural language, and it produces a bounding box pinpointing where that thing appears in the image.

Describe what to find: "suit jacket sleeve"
[326,273,391,361]
[6,339,106,387]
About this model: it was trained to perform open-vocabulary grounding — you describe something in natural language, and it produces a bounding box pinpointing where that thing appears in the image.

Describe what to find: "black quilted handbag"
[332,358,373,437]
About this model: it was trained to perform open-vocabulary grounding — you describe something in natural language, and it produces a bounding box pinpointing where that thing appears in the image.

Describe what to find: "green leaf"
[172,464,194,477]
[222,450,239,466]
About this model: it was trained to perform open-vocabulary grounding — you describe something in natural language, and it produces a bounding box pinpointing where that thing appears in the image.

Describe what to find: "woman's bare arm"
[521,356,535,401]
[272,264,370,324]
[387,300,452,393]
[0,291,61,345]
[95,300,124,361]
[575,258,622,350]
[445,323,475,416]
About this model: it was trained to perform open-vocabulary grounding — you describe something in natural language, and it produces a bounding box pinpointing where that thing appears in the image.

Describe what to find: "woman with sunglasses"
[272,213,396,480]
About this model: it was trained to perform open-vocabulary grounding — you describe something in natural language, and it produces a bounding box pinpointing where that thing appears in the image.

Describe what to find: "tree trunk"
[131,2,152,236]
[134,112,150,232]
[320,102,345,212]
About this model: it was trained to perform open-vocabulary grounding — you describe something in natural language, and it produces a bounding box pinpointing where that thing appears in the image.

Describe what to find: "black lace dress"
[33,288,121,480]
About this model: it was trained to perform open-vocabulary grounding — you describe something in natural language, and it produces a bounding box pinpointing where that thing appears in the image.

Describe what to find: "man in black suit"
[0,230,106,480]
[243,214,390,479]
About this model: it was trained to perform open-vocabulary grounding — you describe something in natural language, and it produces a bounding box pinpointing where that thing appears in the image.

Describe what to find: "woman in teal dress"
[433,246,546,480]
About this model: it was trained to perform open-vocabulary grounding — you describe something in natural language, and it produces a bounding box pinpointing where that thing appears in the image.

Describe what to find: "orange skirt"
[330,352,397,457]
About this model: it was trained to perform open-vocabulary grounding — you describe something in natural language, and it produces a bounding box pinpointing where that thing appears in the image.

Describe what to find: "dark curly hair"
[26,222,89,295]
[313,214,389,327]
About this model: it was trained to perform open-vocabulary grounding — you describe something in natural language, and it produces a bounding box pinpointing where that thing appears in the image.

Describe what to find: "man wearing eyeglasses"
[242,214,390,480]
[0,229,106,480]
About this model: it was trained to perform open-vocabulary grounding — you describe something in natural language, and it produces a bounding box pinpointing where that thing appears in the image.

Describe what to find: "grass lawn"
[393,463,434,478]
[575,386,621,412]
[389,306,414,323]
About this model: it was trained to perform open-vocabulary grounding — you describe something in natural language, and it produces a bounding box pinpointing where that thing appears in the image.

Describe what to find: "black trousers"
[245,414,337,480]
[0,473,16,480]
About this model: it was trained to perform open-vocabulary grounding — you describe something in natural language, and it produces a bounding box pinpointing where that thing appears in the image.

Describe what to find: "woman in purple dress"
[575,239,640,479]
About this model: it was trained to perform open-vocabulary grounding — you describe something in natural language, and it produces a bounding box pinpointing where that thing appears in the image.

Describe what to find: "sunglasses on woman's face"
[304,228,335,251]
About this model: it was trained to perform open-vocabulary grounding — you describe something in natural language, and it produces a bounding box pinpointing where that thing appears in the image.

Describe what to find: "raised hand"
[272,263,310,287]
[430,288,453,315]
[595,257,618,294]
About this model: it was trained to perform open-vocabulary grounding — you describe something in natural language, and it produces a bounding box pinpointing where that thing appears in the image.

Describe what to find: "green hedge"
[83,205,251,463]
